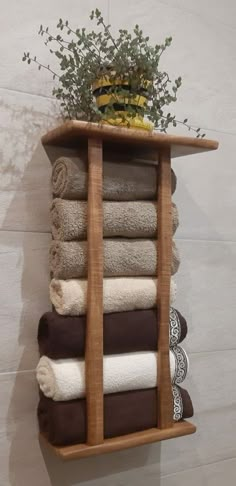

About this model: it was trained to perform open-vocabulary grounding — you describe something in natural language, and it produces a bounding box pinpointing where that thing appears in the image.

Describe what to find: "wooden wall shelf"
[41,121,218,460]
[40,421,196,460]
[42,120,218,158]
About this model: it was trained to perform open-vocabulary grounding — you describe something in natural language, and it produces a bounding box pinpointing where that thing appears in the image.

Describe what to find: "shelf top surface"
[41,120,219,158]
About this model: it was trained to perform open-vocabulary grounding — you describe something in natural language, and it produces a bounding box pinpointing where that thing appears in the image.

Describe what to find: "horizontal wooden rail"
[40,422,196,460]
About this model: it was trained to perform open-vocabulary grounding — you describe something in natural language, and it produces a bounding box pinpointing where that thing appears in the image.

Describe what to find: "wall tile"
[0,231,51,373]
[172,131,236,241]
[0,89,57,232]
[0,0,108,97]
[174,239,236,352]
[109,0,236,133]
[160,458,236,486]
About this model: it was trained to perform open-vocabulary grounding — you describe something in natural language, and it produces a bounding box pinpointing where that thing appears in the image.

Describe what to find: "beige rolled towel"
[50,277,177,316]
[51,156,177,200]
[51,200,179,241]
[49,239,180,279]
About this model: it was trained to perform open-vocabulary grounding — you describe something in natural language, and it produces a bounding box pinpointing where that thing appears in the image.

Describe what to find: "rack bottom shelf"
[40,420,196,460]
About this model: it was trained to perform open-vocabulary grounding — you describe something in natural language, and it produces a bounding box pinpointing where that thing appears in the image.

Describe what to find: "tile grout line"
[1,228,236,244]
[0,85,54,102]
[0,86,236,136]
[1,349,236,376]
[161,455,236,479]
[175,236,236,243]
[0,229,51,235]
[0,369,35,376]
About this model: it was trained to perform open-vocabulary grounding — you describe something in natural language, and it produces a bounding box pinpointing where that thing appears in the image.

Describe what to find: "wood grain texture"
[85,138,104,446]
[157,147,173,429]
[41,421,196,460]
[41,120,218,158]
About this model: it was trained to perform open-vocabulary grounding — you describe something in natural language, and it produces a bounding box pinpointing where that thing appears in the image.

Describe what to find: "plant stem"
[28,56,60,78]
[160,114,204,135]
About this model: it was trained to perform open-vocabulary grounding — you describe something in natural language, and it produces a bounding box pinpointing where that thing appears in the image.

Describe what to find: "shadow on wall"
[39,438,161,486]
[2,99,220,485]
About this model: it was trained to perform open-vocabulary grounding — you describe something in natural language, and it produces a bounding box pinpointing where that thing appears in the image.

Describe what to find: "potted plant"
[22,9,204,136]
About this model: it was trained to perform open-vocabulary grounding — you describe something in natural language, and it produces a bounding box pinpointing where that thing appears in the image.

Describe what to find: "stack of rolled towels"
[36,154,193,446]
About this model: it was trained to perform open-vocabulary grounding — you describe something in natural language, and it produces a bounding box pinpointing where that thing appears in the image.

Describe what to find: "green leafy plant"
[22,9,205,137]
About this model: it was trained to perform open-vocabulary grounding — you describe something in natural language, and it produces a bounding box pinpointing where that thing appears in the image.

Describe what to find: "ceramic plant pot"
[92,71,153,131]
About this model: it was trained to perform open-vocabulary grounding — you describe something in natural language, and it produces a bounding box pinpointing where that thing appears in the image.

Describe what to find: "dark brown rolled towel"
[51,156,177,201]
[38,386,193,446]
[38,308,187,359]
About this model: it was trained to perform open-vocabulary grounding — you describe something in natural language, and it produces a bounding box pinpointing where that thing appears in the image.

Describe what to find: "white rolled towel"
[50,277,177,316]
[36,347,189,401]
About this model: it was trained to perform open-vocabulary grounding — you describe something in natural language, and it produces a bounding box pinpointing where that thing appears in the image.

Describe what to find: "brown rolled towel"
[51,200,179,241]
[38,386,193,446]
[49,239,180,279]
[38,308,187,359]
[51,156,177,200]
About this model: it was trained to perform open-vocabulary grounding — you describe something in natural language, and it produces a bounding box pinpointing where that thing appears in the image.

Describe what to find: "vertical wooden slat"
[86,137,104,445]
[157,146,173,429]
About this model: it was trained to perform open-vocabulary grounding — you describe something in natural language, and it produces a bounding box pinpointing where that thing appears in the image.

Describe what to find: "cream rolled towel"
[51,156,177,200]
[49,239,180,279]
[51,200,179,241]
[50,277,177,316]
[36,346,188,401]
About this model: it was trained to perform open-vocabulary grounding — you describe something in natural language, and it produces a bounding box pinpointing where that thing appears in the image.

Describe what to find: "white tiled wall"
[0,0,235,484]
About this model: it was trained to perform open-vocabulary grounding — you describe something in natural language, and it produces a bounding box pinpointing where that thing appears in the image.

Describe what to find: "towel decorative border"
[169,308,182,346]
[172,346,189,384]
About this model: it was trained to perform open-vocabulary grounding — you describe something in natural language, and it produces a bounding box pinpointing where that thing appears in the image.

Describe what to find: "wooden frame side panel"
[157,146,173,429]
[85,138,104,445]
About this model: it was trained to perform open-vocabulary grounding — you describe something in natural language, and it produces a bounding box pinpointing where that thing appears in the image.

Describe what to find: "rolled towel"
[38,385,193,446]
[38,307,187,359]
[51,156,177,200]
[49,239,180,279]
[50,277,177,315]
[51,200,179,241]
[36,347,188,401]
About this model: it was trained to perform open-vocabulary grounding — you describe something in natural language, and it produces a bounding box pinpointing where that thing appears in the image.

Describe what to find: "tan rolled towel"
[49,239,180,279]
[50,277,177,316]
[51,200,179,241]
[51,156,177,200]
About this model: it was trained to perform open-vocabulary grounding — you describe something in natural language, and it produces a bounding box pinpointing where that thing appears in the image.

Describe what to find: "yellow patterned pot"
[92,74,153,131]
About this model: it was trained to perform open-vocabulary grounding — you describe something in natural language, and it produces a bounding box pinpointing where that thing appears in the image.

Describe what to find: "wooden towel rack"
[41,120,218,460]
